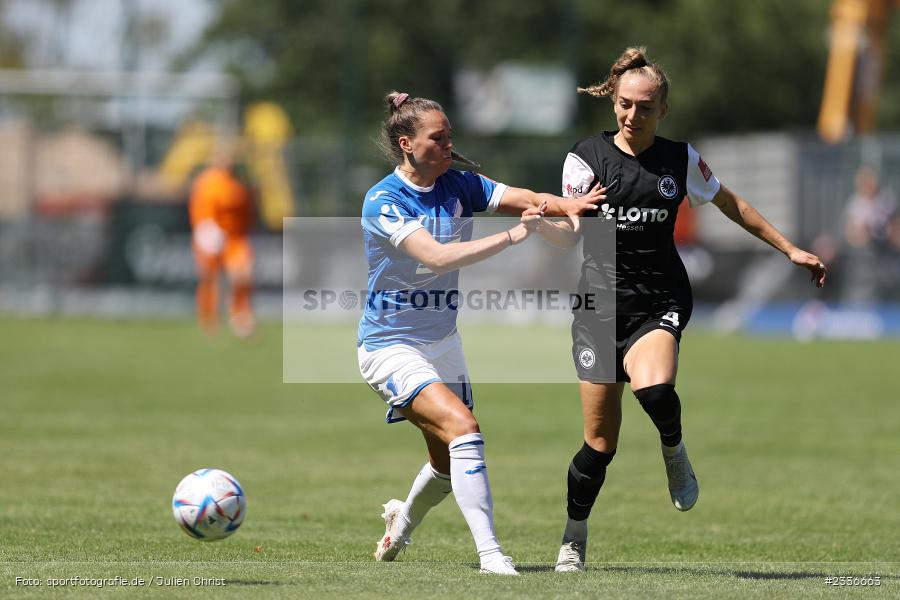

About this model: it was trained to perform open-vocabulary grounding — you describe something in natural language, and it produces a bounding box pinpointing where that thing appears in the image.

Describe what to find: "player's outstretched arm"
[399,215,541,275]
[712,184,827,288]
[496,182,606,217]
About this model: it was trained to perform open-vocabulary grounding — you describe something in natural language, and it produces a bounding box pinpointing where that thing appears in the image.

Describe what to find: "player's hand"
[521,201,547,231]
[193,219,226,255]
[789,249,827,288]
[562,182,607,217]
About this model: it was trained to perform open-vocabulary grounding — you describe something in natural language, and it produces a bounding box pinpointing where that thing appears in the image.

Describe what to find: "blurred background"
[1,0,899,339]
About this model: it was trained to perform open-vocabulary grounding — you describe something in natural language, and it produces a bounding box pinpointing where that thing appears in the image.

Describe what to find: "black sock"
[634,383,682,447]
[566,442,616,521]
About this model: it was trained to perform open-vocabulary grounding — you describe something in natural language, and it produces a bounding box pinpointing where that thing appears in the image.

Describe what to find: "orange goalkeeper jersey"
[189,167,254,237]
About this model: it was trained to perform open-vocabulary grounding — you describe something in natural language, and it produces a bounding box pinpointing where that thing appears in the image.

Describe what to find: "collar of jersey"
[603,130,657,159]
[393,167,435,193]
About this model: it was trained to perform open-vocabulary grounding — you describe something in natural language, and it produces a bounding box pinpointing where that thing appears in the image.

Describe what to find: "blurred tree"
[0,26,26,69]
[573,0,832,138]
[191,0,898,139]
[0,3,29,68]
[877,8,900,126]
[190,0,577,135]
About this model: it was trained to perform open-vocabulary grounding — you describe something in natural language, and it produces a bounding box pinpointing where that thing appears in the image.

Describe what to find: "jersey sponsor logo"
[566,183,587,197]
[378,203,405,234]
[368,190,389,202]
[658,175,679,199]
[698,156,713,182]
[578,347,596,369]
[600,203,670,223]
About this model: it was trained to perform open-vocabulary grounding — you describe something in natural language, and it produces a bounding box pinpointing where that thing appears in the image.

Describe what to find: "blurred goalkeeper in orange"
[189,144,257,338]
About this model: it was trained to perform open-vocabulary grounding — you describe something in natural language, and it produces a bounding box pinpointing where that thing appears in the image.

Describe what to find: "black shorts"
[571,308,690,383]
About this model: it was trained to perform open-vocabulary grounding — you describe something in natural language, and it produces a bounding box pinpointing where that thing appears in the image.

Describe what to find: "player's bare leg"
[580,381,626,452]
[422,428,451,475]
[226,253,255,340]
[195,266,219,336]
[626,330,698,511]
[623,329,678,388]
[556,381,624,572]
[397,382,480,444]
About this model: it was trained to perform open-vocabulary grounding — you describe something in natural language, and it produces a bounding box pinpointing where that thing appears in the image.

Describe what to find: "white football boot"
[663,441,699,511]
[374,499,411,561]
[554,540,586,572]
[479,553,519,576]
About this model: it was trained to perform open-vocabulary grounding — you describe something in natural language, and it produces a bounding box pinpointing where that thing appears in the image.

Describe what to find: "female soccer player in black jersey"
[536,47,828,572]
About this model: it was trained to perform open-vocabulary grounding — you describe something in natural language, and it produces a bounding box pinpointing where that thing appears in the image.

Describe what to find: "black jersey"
[562,131,720,317]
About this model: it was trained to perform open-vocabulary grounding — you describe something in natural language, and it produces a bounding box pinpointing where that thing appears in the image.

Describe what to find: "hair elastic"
[393,93,410,108]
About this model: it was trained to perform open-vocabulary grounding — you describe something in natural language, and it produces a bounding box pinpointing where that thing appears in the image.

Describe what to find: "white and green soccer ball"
[172,468,246,541]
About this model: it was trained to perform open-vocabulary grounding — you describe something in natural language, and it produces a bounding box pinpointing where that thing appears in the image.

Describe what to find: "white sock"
[563,517,588,543]
[448,433,502,560]
[661,439,685,457]
[404,463,452,529]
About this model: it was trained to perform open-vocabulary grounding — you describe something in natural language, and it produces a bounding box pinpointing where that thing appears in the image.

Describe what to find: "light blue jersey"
[358,167,507,350]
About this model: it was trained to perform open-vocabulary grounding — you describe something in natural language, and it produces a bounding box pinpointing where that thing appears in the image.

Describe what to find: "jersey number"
[456,374,472,407]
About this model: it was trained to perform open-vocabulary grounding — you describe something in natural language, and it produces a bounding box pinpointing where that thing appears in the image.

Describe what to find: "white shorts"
[357,332,473,423]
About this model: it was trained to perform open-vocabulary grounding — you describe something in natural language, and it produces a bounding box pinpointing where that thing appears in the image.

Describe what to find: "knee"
[196,268,217,284]
[633,383,679,420]
[583,436,617,454]
[440,407,479,442]
[447,414,479,440]
[229,269,253,287]
[570,442,616,482]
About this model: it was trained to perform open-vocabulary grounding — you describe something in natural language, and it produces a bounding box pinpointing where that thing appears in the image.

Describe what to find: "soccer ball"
[172,468,246,541]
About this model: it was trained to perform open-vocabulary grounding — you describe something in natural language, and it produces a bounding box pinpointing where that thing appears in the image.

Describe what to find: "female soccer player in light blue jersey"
[360,91,604,575]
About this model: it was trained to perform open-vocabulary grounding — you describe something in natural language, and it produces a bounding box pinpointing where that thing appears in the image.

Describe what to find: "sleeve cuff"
[390,220,425,247]
[688,178,721,207]
[486,183,508,213]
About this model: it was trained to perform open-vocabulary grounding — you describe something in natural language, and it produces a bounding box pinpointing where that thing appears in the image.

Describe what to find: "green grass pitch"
[1,316,898,598]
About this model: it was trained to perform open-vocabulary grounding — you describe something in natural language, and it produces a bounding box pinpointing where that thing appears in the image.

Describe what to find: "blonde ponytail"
[578,46,668,103]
